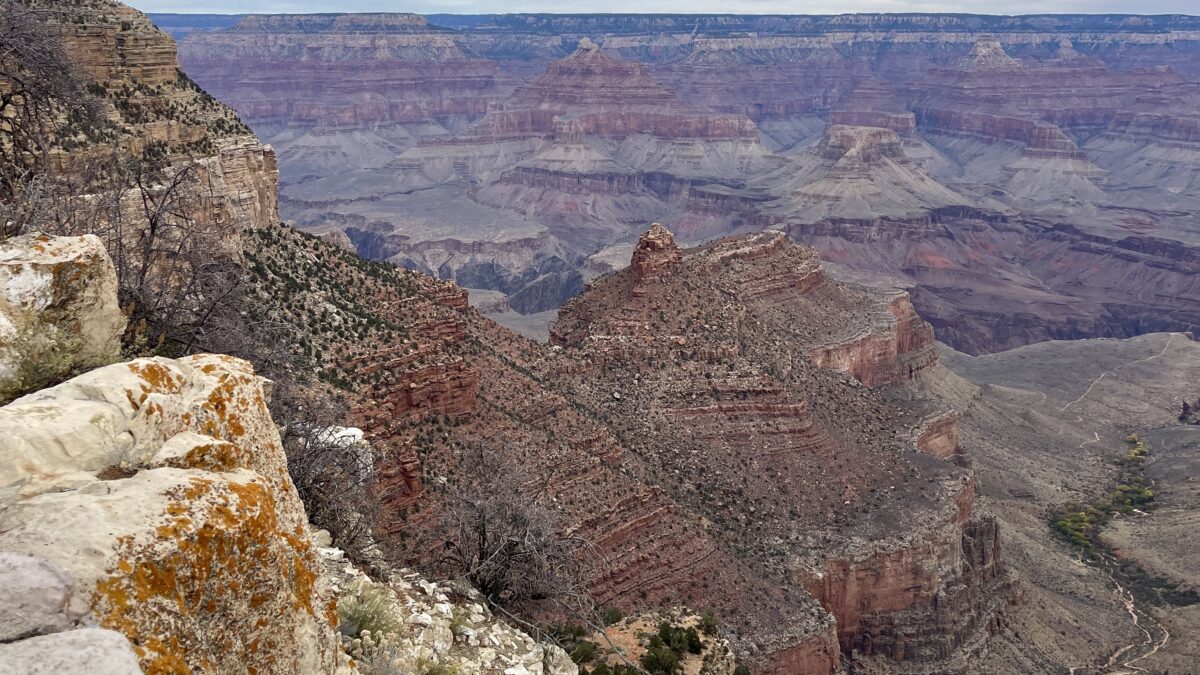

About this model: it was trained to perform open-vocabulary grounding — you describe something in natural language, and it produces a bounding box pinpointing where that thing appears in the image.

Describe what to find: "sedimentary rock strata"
[173,13,1200,352]
[252,218,1005,671]
[534,226,1005,669]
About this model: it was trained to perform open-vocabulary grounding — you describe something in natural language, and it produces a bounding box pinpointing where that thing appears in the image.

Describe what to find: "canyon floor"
[941,333,1200,673]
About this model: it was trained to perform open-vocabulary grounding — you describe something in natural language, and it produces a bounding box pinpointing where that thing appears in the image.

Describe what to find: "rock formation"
[26,0,279,247]
[629,222,681,281]
[0,234,124,400]
[172,12,1200,353]
[0,348,349,673]
[538,226,1006,670]
[759,124,986,225]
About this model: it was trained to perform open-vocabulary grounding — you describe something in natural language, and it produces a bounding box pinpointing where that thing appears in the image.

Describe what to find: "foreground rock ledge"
[0,354,346,674]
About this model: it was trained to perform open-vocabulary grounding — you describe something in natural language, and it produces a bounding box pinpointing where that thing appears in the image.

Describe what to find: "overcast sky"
[132,1,1199,15]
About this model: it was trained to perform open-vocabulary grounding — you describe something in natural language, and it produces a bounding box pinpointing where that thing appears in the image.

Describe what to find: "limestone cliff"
[20,0,278,256]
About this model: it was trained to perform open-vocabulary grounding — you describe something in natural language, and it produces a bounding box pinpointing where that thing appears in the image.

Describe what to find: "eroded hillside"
[171,12,1200,354]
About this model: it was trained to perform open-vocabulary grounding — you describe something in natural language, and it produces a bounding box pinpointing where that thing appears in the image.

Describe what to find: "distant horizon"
[143,11,1200,17]
[132,3,1200,18]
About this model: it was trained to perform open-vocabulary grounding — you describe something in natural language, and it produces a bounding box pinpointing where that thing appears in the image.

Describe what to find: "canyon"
[3,3,1199,674]
[166,12,1200,353]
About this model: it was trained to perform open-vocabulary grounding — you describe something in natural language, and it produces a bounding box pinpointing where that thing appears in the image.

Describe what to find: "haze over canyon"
[1,3,1198,675]
[159,11,1200,352]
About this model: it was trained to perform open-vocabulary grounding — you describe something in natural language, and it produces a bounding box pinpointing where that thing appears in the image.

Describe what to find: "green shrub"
[600,607,624,626]
[570,639,599,664]
[640,645,681,674]
[415,659,460,675]
[1051,436,1156,551]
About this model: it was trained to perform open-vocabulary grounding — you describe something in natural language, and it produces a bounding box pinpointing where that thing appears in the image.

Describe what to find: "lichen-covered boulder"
[0,233,124,400]
[0,354,346,674]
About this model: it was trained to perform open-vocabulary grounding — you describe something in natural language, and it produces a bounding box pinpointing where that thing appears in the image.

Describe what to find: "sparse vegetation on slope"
[1051,436,1155,552]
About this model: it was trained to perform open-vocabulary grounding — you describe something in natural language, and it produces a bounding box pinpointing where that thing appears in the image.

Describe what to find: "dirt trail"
[1060,333,1179,413]
[1061,333,1180,673]
[1098,551,1170,674]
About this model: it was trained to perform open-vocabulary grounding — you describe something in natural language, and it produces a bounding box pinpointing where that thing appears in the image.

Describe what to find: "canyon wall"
[542,226,1007,671]
[169,13,1200,353]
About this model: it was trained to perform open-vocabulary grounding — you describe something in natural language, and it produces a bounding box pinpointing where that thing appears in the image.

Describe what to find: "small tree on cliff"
[0,0,105,237]
[434,442,655,673]
[438,442,586,607]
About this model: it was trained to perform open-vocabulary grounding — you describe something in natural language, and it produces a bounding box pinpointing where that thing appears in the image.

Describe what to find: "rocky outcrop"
[0,553,93,647]
[323,548,577,675]
[913,409,961,460]
[0,354,347,674]
[811,292,939,386]
[543,226,1004,671]
[792,482,1004,660]
[0,626,142,675]
[0,234,124,399]
[474,39,759,142]
[630,223,682,282]
[957,36,1020,70]
[0,549,140,673]
[829,78,916,135]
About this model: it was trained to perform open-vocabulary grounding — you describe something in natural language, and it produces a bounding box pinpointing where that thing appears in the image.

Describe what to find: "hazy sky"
[133,1,1199,15]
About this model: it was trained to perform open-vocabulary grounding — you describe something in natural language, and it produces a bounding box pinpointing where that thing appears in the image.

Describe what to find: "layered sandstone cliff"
[542,226,1005,671]
[28,0,279,250]
[171,12,1200,353]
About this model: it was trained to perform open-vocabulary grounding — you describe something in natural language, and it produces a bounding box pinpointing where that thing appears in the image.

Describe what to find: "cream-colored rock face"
[0,233,124,390]
[0,354,346,675]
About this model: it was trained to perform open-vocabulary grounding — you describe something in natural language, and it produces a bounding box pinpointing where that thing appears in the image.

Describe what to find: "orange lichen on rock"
[91,474,331,675]
[0,353,345,675]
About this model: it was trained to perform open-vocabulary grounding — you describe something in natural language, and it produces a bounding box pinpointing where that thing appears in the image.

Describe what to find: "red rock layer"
[793,480,1003,660]
[810,293,938,386]
[548,227,1005,669]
